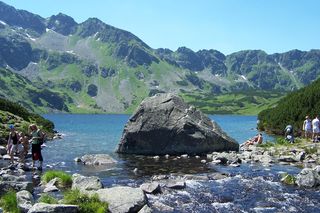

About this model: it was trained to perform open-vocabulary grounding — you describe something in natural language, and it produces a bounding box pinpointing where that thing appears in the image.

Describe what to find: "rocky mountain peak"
[47,13,78,35]
[78,17,106,37]
[175,47,204,71]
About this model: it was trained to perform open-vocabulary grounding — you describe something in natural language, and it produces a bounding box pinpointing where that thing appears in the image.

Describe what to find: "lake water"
[42,114,320,212]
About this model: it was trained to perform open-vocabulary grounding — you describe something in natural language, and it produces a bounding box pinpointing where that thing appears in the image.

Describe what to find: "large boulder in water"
[116,93,238,155]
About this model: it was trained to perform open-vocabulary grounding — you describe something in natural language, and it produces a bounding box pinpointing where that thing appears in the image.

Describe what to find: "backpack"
[37,129,46,145]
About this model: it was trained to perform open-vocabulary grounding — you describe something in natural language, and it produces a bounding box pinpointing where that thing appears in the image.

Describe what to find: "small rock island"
[117,93,239,155]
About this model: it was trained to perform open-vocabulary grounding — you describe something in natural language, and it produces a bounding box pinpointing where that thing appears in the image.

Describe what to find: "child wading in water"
[29,124,44,170]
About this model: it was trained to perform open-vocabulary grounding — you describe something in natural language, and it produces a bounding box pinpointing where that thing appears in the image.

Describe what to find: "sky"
[2,0,320,54]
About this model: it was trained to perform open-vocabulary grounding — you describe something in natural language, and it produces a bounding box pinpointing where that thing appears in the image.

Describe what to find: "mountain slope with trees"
[258,78,320,135]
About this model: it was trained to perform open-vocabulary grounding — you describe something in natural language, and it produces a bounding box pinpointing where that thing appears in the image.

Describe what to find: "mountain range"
[0,1,320,114]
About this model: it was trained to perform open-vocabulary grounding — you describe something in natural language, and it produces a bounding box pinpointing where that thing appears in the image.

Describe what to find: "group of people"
[7,124,44,170]
[303,115,320,142]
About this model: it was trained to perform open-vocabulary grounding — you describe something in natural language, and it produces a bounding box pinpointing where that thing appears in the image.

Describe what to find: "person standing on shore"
[303,115,312,139]
[7,124,19,165]
[312,115,320,142]
[29,124,44,170]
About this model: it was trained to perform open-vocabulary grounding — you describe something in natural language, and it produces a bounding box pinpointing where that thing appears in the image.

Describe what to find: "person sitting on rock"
[241,133,263,147]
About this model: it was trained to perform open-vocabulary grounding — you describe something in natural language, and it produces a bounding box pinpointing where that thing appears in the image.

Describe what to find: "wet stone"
[165,180,186,189]
[140,182,161,194]
[153,201,174,212]
[207,173,228,180]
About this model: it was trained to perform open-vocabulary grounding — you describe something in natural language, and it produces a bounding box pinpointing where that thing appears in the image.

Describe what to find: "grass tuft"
[41,170,72,188]
[0,190,20,213]
[63,189,108,213]
[38,193,58,204]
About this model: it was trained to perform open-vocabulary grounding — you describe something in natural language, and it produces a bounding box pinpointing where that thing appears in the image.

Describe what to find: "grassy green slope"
[181,90,285,115]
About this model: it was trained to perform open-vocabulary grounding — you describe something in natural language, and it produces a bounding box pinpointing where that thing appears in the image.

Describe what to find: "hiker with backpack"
[29,124,45,170]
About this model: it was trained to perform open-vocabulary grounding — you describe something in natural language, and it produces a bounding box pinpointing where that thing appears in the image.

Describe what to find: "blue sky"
[2,0,320,54]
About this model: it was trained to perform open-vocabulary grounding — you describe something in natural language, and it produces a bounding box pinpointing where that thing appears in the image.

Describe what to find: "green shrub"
[41,170,72,188]
[63,189,108,213]
[38,193,58,204]
[280,173,296,185]
[0,190,20,213]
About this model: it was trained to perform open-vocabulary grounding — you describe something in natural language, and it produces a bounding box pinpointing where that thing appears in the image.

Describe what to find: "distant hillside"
[0,1,320,114]
[258,78,320,135]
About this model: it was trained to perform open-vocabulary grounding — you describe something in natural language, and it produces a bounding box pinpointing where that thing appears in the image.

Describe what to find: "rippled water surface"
[42,114,320,212]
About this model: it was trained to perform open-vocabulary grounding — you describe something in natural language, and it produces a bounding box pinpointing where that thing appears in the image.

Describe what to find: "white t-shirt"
[304,119,312,131]
[312,118,320,132]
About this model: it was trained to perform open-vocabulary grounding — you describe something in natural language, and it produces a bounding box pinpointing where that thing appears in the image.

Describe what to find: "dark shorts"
[32,144,43,161]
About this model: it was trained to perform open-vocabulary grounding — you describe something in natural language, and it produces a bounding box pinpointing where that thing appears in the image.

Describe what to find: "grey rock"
[210,159,222,165]
[0,181,33,196]
[43,186,59,193]
[183,174,209,181]
[3,154,19,160]
[165,180,186,189]
[138,205,153,213]
[229,163,240,167]
[140,182,161,194]
[116,93,238,155]
[213,152,241,165]
[17,190,34,213]
[80,154,117,166]
[296,168,319,188]
[46,178,59,188]
[27,203,79,213]
[0,207,2,213]
[96,186,147,213]
[254,155,274,164]
[72,174,103,191]
[151,175,169,181]
[0,146,7,155]
[278,155,298,163]
[153,201,174,212]
[2,174,27,182]
[207,173,228,180]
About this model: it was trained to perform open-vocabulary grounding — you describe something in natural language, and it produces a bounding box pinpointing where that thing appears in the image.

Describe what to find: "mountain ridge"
[0,1,320,114]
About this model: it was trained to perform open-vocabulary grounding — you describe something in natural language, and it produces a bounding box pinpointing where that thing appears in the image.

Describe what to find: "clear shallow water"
[42,114,320,212]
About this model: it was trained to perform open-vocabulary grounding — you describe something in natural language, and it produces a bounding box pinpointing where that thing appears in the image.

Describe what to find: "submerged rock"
[117,93,238,155]
[79,154,117,166]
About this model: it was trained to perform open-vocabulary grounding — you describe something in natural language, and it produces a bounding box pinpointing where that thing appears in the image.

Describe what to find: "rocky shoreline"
[0,137,319,212]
